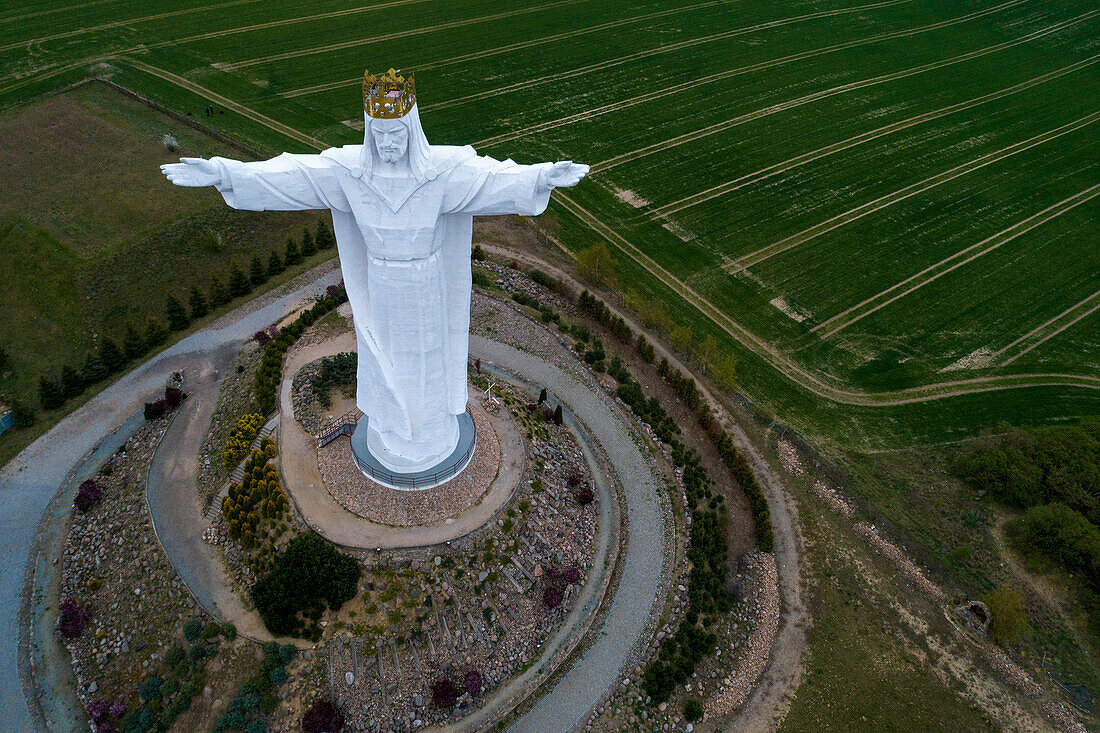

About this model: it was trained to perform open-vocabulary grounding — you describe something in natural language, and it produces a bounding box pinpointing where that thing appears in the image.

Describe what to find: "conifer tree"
[553,404,563,425]
[301,227,316,256]
[166,295,189,331]
[228,261,250,297]
[38,375,64,410]
[60,364,84,400]
[538,388,547,404]
[208,276,229,307]
[98,337,124,373]
[80,353,108,385]
[145,317,168,348]
[267,248,284,278]
[189,283,208,319]
[9,397,35,428]
[250,253,267,286]
[315,221,335,250]
[283,236,301,266]
[123,321,144,360]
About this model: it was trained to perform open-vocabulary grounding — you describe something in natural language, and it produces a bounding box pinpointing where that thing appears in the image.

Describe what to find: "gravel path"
[469,337,670,733]
[4,265,341,731]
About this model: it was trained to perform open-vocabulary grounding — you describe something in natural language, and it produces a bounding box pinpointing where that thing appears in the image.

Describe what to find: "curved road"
[2,267,340,731]
[469,337,669,733]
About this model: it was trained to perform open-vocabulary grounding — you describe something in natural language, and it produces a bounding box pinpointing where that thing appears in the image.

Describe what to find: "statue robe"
[210,145,551,468]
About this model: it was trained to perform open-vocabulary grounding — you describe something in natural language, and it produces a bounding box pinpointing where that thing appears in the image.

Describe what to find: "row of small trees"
[28,222,335,416]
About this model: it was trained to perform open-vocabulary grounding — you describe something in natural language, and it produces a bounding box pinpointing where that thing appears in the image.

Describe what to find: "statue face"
[372,118,409,164]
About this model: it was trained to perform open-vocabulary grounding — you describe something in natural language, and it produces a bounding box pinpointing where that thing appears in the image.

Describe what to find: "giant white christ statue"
[162,69,587,481]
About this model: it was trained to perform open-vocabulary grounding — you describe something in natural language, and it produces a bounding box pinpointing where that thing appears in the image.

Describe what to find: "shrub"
[250,253,268,286]
[543,586,563,608]
[301,227,317,256]
[251,533,360,636]
[471,243,486,260]
[145,317,168,348]
[74,479,103,513]
[202,622,221,639]
[189,283,208,319]
[183,618,202,641]
[140,676,163,702]
[283,238,301,266]
[301,698,344,733]
[576,486,594,505]
[80,354,109,385]
[683,698,704,723]
[209,276,230,307]
[87,699,110,722]
[982,586,1027,646]
[463,669,482,696]
[562,566,581,584]
[166,295,189,331]
[165,386,184,408]
[553,404,563,425]
[223,413,265,469]
[315,222,335,251]
[38,375,65,410]
[98,337,124,373]
[144,399,167,420]
[432,678,458,707]
[228,261,251,297]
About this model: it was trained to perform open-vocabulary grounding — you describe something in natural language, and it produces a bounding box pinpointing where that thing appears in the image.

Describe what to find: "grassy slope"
[0,82,330,464]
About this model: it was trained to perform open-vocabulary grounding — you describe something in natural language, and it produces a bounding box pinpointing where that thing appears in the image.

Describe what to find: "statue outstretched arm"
[444,158,588,217]
[160,153,349,212]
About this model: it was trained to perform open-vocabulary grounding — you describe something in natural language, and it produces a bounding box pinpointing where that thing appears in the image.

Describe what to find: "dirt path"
[995,290,1100,366]
[728,111,1100,268]
[421,0,912,114]
[222,0,585,71]
[816,182,1100,337]
[474,0,1037,149]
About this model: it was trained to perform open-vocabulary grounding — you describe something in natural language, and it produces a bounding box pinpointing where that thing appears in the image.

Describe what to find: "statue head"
[371,117,408,163]
[362,104,430,178]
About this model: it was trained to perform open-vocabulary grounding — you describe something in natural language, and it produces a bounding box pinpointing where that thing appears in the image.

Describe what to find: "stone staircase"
[205,414,280,521]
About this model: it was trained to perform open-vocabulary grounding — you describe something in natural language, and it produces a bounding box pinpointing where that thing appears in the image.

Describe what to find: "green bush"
[683,698,704,723]
[182,619,202,641]
[251,533,361,636]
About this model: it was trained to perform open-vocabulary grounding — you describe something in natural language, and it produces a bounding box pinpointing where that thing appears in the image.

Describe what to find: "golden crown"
[363,68,416,119]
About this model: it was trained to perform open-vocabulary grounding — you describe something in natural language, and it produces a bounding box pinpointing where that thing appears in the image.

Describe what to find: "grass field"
[0,82,326,463]
[0,0,1096,452]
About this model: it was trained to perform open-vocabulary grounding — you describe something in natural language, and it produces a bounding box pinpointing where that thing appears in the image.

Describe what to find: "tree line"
[22,222,336,419]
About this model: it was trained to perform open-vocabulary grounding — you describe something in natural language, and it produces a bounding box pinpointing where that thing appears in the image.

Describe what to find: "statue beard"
[377,146,406,164]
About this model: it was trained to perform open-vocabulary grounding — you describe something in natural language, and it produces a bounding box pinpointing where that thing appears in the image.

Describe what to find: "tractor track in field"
[221,0,587,72]
[419,0,914,114]
[552,190,1100,404]
[474,0,1047,149]
[0,0,263,54]
[593,44,1100,175]
[280,0,733,99]
[654,69,1100,218]
[992,290,1100,366]
[815,183,1100,337]
[726,110,1100,270]
[0,0,120,25]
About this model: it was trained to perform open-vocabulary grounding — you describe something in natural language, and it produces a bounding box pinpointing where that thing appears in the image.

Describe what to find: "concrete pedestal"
[349,411,476,490]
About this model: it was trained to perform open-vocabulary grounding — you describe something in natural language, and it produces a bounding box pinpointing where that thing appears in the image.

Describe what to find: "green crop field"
[1,0,1096,449]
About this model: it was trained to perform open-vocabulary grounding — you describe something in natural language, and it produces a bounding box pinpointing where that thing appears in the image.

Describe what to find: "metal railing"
[317,408,362,447]
[349,428,477,489]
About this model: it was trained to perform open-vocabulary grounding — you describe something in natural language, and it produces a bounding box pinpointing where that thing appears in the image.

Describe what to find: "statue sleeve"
[443,157,553,216]
[209,153,350,212]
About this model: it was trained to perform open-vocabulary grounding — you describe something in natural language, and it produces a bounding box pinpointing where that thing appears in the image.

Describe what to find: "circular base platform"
[349,411,476,490]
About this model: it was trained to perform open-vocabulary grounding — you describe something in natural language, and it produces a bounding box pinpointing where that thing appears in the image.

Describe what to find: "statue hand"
[543,160,589,189]
[160,157,222,187]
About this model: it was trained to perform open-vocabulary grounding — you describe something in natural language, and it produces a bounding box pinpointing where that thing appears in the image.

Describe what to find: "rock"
[88,681,98,694]
[478,571,489,583]
[346,672,355,685]
[434,556,442,566]
[658,702,667,711]
[413,695,423,707]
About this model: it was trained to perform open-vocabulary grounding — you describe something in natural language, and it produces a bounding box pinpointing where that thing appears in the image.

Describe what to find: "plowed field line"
[420,0,913,114]
[816,184,1100,337]
[727,110,1100,270]
[70,58,1099,405]
[994,291,1100,366]
[222,0,587,71]
[474,0,1038,149]
[0,0,262,53]
[653,63,1100,217]
[281,0,731,98]
[147,0,435,51]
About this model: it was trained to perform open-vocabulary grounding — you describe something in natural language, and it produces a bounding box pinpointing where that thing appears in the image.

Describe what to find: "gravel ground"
[318,403,500,526]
